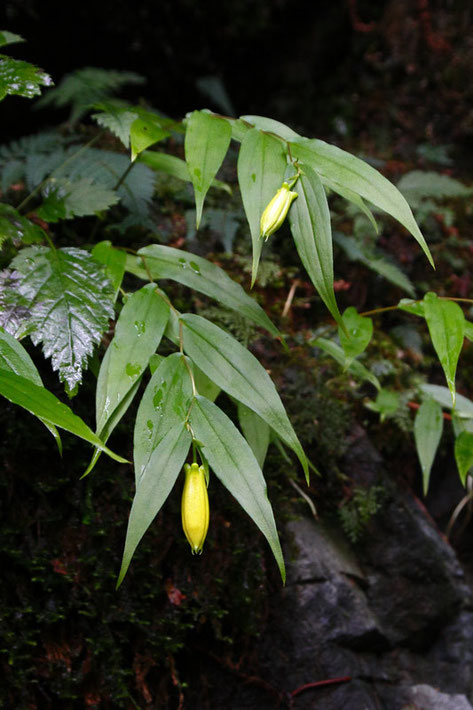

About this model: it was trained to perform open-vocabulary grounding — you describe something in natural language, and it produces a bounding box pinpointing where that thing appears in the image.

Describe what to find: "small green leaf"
[313,337,380,390]
[117,423,191,587]
[91,241,126,302]
[423,292,465,407]
[338,307,373,368]
[126,245,280,337]
[398,299,424,317]
[237,401,270,469]
[133,353,193,484]
[39,177,119,220]
[180,313,308,479]
[365,388,400,422]
[0,31,25,47]
[464,320,473,343]
[130,111,170,161]
[0,203,46,245]
[189,395,285,582]
[0,55,52,101]
[92,106,137,148]
[454,431,473,486]
[289,164,341,326]
[237,128,288,286]
[185,110,232,228]
[414,399,443,495]
[0,369,127,462]
[291,138,434,268]
[420,384,473,419]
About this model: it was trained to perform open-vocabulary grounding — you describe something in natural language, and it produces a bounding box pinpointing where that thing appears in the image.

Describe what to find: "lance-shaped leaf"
[291,139,434,267]
[0,329,61,450]
[91,241,126,302]
[288,164,342,325]
[185,110,232,228]
[322,175,378,234]
[0,369,127,463]
[11,246,114,391]
[138,151,231,193]
[414,399,443,495]
[189,395,285,582]
[126,245,279,337]
[454,431,473,486]
[420,384,473,419]
[240,115,301,141]
[117,422,192,587]
[133,353,193,484]
[313,337,380,390]
[237,128,288,286]
[95,283,169,438]
[338,307,373,368]
[180,313,308,479]
[423,292,465,408]
[237,401,270,469]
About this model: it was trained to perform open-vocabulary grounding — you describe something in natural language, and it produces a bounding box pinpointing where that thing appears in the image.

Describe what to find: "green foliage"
[338,485,385,543]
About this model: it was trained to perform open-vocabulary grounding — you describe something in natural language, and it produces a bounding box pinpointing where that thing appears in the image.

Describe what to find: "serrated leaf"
[0,269,32,337]
[338,307,373,367]
[0,369,127,462]
[313,337,380,390]
[237,401,270,469]
[91,241,126,302]
[189,395,285,582]
[180,313,308,479]
[95,283,170,438]
[291,138,434,268]
[185,110,232,228]
[133,353,193,484]
[92,107,137,148]
[414,399,443,495]
[454,431,473,486]
[0,329,61,450]
[0,203,46,245]
[126,245,280,337]
[420,384,473,419]
[11,246,114,390]
[288,164,342,326]
[130,111,170,161]
[39,177,119,220]
[0,55,52,101]
[423,292,465,407]
[117,422,191,587]
[237,128,288,286]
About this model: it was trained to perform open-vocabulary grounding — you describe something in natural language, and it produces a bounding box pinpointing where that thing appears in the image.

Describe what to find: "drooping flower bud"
[181,463,209,554]
[260,181,298,241]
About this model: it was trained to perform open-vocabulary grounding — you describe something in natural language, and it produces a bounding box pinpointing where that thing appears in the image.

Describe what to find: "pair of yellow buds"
[181,462,209,554]
[259,175,299,241]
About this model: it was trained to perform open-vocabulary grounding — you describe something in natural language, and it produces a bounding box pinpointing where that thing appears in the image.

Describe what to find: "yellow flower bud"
[181,463,209,554]
[260,182,298,241]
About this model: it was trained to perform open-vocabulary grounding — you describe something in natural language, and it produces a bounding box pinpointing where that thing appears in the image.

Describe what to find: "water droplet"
[134,320,146,335]
[194,168,201,178]
[126,362,142,378]
[153,389,163,408]
[178,258,186,269]
[189,261,201,275]
[251,173,256,183]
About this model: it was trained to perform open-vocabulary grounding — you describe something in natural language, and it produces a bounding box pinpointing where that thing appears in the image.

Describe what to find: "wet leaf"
[414,399,443,495]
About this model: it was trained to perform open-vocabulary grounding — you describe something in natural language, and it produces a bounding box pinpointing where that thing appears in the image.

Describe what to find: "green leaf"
[95,283,169,438]
[423,292,465,407]
[180,313,308,479]
[288,164,341,326]
[240,115,301,141]
[0,329,61,450]
[420,384,473,419]
[414,399,443,495]
[291,138,434,267]
[237,128,288,285]
[133,353,193,484]
[185,110,232,228]
[237,401,270,469]
[138,151,231,193]
[397,171,472,208]
[130,111,170,161]
[126,245,280,337]
[0,31,25,47]
[454,431,473,486]
[189,395,285,582]
[398,298,424,317]
[323,176,378,233]
[0,369,127,462]
[0,203,46,245]
[0,56,52,101]
[92,107,137,149]
[313,337,380,390]
[117,422,191,587]
[464,321,473,343]
[338,307,373,367]
[91,241,126,302]
[365,388,400,421]
[38,177,119,220]
[11,246,115,390]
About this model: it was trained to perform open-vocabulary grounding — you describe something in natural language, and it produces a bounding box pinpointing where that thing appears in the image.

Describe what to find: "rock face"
[207,427,473,710]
